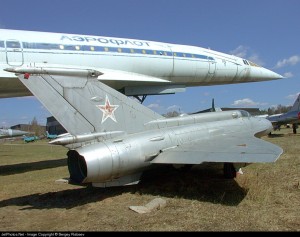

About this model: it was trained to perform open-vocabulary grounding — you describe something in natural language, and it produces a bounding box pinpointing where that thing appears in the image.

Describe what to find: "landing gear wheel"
[223,163,236,179]
[292,124,297,134]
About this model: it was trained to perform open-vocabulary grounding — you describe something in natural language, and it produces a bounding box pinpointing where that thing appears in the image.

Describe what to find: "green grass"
[0,129,299,231]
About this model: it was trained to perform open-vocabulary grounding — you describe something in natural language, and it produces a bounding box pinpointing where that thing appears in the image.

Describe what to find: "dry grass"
[0,129,299,231]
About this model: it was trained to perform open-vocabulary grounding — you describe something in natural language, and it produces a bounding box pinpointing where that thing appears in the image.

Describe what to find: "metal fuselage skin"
[0,29,282,98]
[0,128,28,138]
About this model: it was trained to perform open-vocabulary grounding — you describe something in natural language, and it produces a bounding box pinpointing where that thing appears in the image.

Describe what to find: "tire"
[292,124,297,134]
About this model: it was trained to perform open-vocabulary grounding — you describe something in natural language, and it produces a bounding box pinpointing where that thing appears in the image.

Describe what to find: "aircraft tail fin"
[12,68,163,135]
[290,94,300,112]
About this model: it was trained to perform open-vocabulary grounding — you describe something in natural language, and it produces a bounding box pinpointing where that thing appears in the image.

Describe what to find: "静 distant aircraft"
[267,94,300,134]
[0,29,283,100]
[23,135,39,143]
[9,67,283,187]
[0,128,29,138]
[46,131,58,140]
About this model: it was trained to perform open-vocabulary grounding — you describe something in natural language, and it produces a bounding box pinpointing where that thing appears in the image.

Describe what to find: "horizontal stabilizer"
[151,135,283,164]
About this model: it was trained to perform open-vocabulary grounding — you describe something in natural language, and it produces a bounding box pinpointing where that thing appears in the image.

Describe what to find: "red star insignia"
[96,95,119,123]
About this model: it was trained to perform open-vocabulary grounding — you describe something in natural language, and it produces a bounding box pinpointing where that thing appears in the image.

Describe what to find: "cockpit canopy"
[239,110,251,117]
[242,59,261,67]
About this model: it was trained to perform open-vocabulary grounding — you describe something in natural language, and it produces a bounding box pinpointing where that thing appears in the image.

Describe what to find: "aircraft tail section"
[290,94,300,112]
[11,67,163,136]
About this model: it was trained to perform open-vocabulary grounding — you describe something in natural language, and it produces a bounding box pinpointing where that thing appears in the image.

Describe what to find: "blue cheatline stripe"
[1,40,215,61]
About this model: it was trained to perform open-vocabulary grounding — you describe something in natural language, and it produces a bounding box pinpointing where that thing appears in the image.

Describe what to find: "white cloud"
[283,72,293,78]
[275,55,300,68]
[21,115,29,120]
[1,121,8,127]
[167,105,181,112]
[286,92,300,100]
[147,103,160,109]
[230,45,248,58]
[232,98,266,107]
[230,45,264,66]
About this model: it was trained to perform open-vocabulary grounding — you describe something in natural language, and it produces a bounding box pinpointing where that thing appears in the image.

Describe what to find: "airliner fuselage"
[0,29,283,98]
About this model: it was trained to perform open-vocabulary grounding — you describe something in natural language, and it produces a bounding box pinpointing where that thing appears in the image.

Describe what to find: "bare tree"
[29,117,45,136]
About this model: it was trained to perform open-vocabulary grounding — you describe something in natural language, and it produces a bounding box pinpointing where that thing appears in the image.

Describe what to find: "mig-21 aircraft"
[5,67,283,187]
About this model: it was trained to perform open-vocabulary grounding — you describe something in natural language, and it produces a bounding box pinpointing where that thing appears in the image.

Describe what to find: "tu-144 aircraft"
[6,67,283,187]
[0,29,283,100]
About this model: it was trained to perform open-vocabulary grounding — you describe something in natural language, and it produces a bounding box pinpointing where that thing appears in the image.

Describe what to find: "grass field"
[0,128,299,231]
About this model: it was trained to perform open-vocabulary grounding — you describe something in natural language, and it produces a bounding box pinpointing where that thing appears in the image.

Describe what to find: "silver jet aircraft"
[0,128,28,138]
[267,94,300,134]
[0,29,283,99]
[6,67,283,187]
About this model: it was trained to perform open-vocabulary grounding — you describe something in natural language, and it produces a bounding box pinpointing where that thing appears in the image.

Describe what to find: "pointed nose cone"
[251,67,284,81]
[261,67,283,80]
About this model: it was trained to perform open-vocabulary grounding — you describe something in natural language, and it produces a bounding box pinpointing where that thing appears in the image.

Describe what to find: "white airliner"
[0,29,283,99]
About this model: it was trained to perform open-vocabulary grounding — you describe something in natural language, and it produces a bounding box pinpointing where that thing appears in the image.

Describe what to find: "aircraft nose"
[251,66,283,81]
[254,118,273,137]
[264,119,273,134]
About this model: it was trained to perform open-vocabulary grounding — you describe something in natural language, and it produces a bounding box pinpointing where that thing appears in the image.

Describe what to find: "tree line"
[259,105,292,115]
[163,104,293,118]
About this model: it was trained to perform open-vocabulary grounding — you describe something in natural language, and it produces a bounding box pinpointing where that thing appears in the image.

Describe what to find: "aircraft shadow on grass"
[267,133,285,138]
[0,165,247,210]
[268,133,300,138]
[0,158,67,176]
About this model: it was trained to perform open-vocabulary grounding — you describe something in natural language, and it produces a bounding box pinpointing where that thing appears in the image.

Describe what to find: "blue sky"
[0,0,299,127]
